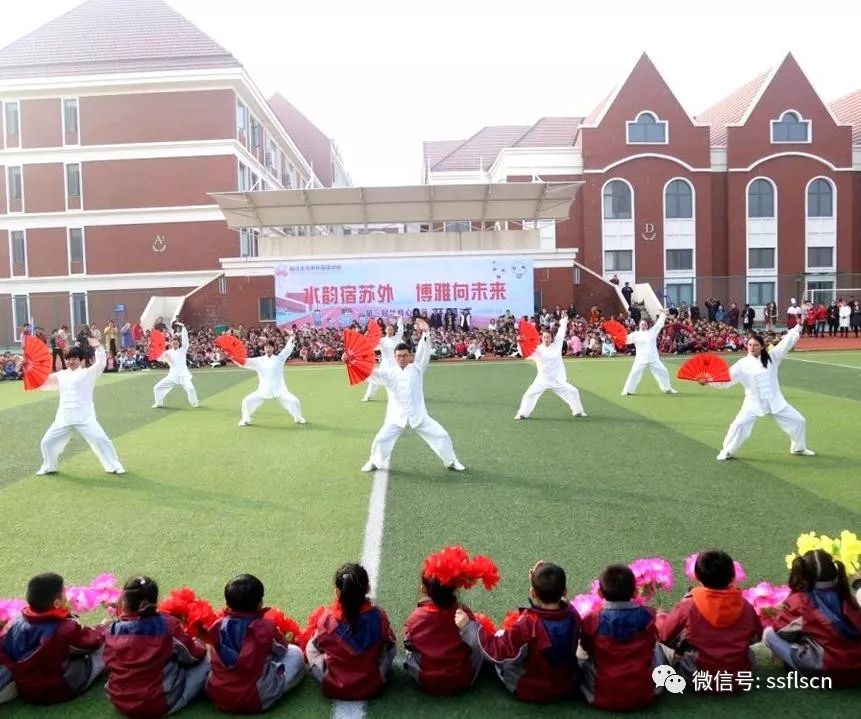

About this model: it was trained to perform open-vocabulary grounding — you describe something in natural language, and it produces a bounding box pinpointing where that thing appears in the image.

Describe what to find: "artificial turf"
[1,352,859,717]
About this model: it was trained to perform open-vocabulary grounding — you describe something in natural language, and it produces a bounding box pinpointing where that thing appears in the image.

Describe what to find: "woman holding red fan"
[621,310,678,396]
[233,334,305,427]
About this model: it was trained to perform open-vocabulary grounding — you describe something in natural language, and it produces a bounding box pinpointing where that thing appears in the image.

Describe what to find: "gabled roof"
[423,140,463,172]
[830,90,861,144]
[513,117,583,147]
[0,0,240,80]
[268,93,333,187]
[695,70,770,146]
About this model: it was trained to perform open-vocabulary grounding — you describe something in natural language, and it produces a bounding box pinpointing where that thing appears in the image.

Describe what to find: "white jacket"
[241,339,294,397]
[372,332,431,428]
[627,312,666,365]
[158,327,191,379]
[530,316,568,385]
[376,318,405,370]
[41,345,106,424]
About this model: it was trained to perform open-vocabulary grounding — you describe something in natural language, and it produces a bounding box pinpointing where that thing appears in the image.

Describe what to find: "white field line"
[787,357,861,371]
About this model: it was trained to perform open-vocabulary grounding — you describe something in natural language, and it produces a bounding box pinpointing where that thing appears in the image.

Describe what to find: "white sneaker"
[151,403,162,409]
[793,449,816,456]
[361,461,377,473]
[574,412,588,417]
[295,417,307,424]
[514,414,527,420]
[716,450,731,461]
[112,468,126,475]
[448,461,466,471]
[664,389,679,394]
[622,392,633,396]
[190,403,199,408]
[238,419,250,427]
[36,468,56,476]
[361,397,371,402]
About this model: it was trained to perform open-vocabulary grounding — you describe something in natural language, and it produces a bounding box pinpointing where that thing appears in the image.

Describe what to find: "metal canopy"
[210,182,582,229]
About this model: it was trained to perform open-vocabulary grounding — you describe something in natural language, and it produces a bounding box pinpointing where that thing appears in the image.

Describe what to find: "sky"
[1,0,861,186]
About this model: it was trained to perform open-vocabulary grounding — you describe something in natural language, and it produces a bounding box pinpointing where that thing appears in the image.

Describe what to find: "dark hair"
[694,550,735,589]
[749,334,772,369]
[394,343,410,353]
[224,574,265,612]
[121,576,159,617]
[421,576,458,609]
[531,562,566,604]
[335,563,369,630]
[599,564,636,602]
[65,347,86,360]
[789,549,855,605]
[263,340,275,349]
[26,573,65,612]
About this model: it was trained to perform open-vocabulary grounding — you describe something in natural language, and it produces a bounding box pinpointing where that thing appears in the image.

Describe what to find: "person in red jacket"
[763,549,861,688]
[0,572,104,705]
[580,564,665,711]
[403,546,499,695]
[206,574,304,713]
[305,563,396,700]
[103,576,209,718]
[455,561,580,703]
[657,550,761,687]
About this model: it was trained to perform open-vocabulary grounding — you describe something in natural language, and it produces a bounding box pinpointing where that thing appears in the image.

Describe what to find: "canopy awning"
[210,182,581,229]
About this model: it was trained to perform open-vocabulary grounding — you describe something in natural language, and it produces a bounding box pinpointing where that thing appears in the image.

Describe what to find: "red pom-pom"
[264,607,302,644]
[185,598,217,638]
[423,546,500,591]
[159,587,199,621]
[502,609,522,631]
[469,555,500,591]
[474,612,497,635]
[298,605,328,651]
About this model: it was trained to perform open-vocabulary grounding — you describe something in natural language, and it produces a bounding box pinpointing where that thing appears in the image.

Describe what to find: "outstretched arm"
[769,323,802,364]
[179,325,189,351]
[650,311,667,337]
[277,337,295,363]
[414,332,431,371]
[86,341,107,378]
[396,317,405,343]
[553,315,569,349]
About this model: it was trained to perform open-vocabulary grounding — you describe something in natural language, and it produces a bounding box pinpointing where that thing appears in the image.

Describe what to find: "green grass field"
[1,352,859,718]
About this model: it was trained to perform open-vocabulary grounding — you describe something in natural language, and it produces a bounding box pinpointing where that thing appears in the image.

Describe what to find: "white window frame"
[804,175,836,273]
[3,100,21,148]
[67,227,87,274]
[604,249,634,272]
[663,177,694,220]
[770,109,812,144]
[805,176,834,219]
[12,293,30,341]
[747,280,777,307]
[745,177,778,300]
[235,96,247,142]
[665,282,694,307]
[625,110,669,145]
[69,291,89,330]
[258,297,276,322]
[747,247,776,271]
[601,177,636,282]
[61,96,80,146]
[9,228,28,277]
[6,165,24,213]
[602,178,634,220]
[64,162,83,210]
[665,249,694,272]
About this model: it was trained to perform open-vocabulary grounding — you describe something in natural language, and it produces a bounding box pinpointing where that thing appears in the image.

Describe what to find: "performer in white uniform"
[362,318,404,402]
[235,337,305,427]
[515,314,586,420]
[152,323,198,408]
[354,321,464,472]
[621,310,677,395]
[37,338,125,476]
[706,324,814,461]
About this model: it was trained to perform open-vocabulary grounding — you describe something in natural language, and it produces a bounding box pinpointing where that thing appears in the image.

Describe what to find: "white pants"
[722,404,807,455]
[167,655,211,715]
[241,390,303,423]
[622,361,673,394]
[40,418,124,473]
[154,375,198,406]
[517,378,584,418]
[369,416,458,467]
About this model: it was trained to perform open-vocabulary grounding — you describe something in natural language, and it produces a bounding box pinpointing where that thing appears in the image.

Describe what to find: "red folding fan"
[602,320,628,350]
[22,335,52,391]
[518,319,540,358]
[365,319,382,345]
[146,330,166,362]
[677,353,731,383]
[343,329,376,385]
[215,334,247,365]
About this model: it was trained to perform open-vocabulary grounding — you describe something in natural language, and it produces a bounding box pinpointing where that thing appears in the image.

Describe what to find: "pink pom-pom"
[0,598,26,624]
[572,593,603,617]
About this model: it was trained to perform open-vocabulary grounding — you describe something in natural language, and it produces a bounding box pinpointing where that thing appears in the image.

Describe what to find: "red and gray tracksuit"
[579,601,664,711]
[765,585,861,688]
[0,606,104,704]
[103,611,209,718]
[206,609,305,713]
[403,600,482,695]
[658,587,762,687]
[462,601,581,703]
[305,602,396,700]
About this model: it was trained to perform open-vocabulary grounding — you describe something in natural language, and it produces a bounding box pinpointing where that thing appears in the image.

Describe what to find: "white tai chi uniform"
[38,345,125,474]
[362,318,404,401]
[714,323,811,457]
[516,316,585,418]
[621,312,675,395]
[237,339,304,425]
[364,332,461,469]
[153,327,198,407]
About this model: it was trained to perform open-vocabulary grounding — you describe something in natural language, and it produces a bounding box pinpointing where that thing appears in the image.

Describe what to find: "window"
[604,250,633,272]
[666,282,693,306]
[444,221,471,232]
[217,276,227,295]
[259,297,276,322]
[8,166,22,200]
[747,178,775,218]
[666,249,693,271]
[665,179,693,219]
[807,246,833,268]
[250,118,261,148]
[66,163,81,198]
[69,228,84,263]
[771,111,810,143]
[240,228,258,258]
[236,100,247,135]
[71,292,88,327]
[4,102,19,135]
[748,282,776,306]
[807,280,835,305]
[603,180,632,219]
[748,248,775,270]
[237,162,250,192]
[807,178,833,217]
[63,99,78,134]
[626,111,667,143]
[11,231,26,265]
[13,295,29,337]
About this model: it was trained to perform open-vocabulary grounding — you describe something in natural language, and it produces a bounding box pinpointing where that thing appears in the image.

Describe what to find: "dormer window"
[626,111,667,144]
[771,110,810,143]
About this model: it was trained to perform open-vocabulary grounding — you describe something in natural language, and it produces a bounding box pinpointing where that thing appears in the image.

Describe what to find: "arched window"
[747,178,775,218]
[665,179,693,219]
[771,110,810,143]
[603,180,632,219]
[807,178,833,218]
[626,111,667,143]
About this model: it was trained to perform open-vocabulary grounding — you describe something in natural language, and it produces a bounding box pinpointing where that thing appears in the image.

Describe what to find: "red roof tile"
[0,0,239,79]
[423,140,463,170]
[695,70,770,146]
[830,90,861,144]
[513,117,583,147]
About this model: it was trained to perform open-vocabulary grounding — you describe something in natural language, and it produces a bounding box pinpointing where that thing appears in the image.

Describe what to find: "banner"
[274,256,534,328]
